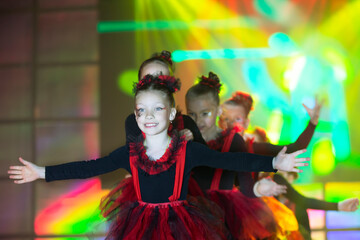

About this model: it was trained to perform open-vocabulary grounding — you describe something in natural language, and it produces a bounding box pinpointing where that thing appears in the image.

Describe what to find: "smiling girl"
[8,74,308,239]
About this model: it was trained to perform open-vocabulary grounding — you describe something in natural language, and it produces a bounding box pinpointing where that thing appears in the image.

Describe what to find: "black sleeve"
[45,145,131,182]
[187,141,275,172]
[273,174,338,210]
[252,121,316,156]
[125,113,142,144]
[182,115,207,145]
[230,134,257,198]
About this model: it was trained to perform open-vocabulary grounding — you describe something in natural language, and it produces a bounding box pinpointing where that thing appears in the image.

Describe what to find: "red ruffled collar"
[206,127,239,151]
[129,131,186,175]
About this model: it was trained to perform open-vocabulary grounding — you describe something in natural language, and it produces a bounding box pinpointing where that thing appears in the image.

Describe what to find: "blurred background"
[0,0,359,239]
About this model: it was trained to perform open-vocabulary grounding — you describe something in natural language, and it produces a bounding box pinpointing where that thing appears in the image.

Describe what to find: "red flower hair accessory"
[134,74,181,93]
[199,72,222,93]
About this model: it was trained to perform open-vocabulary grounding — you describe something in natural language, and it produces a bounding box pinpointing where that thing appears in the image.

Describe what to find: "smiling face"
[135,90,176,136]
[186,94,221,141]
[218,103,249,135]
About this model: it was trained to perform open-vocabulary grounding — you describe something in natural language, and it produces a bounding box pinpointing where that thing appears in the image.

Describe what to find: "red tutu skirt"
[206,189,278,240]
[100,177,230,240]
[261,196,304,240]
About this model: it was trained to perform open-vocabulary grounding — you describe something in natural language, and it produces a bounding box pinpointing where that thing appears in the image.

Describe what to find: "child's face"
[186,94,220,139]
[140,62,171,80]
[218,103,249,135]
[135,90,176,137]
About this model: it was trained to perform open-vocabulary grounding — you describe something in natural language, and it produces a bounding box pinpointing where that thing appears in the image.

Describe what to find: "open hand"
[256,178,287,197]
[8,157,44,184]
[338,198,359,212]
[273,147,309,172]
[303,98,323,125]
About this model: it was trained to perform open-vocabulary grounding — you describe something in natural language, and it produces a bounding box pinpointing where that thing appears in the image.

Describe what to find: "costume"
[248,121,316,156]
[273,173,337,239]
[46,131,276,239]
[247,141,303,240]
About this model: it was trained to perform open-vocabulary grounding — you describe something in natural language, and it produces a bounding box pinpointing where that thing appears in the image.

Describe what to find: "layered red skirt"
[100,177,230,240]
[206,189,278,240]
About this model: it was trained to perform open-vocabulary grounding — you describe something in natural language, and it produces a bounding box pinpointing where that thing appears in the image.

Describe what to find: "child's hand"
[273,147,309,172]
[255,178,287,197]
[303,98,323,125]
[8,157,45,184]
[179,129,194,141]
[338,198,359,212]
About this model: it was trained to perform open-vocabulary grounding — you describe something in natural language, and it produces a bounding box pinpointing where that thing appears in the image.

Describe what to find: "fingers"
[9,166,23,170]
[295,157,310,163]
[279,146,287,155]
[294,162,309,168]
[14,179,26,184]
[9,175,23,179]
[291,149,307,157]
[290,168,303,173]
[19,157,29,166]
[8,170,22,175]
[302,103,311,113]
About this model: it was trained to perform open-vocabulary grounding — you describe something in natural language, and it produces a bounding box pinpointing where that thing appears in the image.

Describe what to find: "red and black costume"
[45,132,277,239]
[190,128,277,239]
[273,173,337,238]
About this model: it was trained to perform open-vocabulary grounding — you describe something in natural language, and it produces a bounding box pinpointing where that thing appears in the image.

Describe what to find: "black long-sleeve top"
[273,174,337,232]
[125,113,206,145]
[46,141,275,203]
[252,122,316,155]
[192,133,257,197]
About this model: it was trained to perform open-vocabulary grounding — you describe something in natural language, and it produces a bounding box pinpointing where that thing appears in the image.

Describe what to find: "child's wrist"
[38,167,45,179]
[253,181,262,197]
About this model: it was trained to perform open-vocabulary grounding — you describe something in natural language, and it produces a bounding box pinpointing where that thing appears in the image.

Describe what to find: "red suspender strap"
[247,137,258,180]
[175,114,184,131]
[210,129,237,190]
[129,143,142,201]
[168,140,187,201]
[247,137,255,153]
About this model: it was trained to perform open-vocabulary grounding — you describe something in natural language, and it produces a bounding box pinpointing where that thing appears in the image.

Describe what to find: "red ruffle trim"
[206,127,239,151]
[129,131,186,175]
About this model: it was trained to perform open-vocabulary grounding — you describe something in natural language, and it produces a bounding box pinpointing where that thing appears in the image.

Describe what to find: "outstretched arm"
[188,142,309,173]
[8,157,45,184]
[273,174,338,210]
[8,146,130,183]
[253,99,322,155]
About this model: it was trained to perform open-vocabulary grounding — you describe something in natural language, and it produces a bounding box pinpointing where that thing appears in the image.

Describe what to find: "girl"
[218,91,322,239]
[126,50,206,145]
[253,127,359,239]
[185,72,290,239]
[8,74,308,240]
[219,91,319,157]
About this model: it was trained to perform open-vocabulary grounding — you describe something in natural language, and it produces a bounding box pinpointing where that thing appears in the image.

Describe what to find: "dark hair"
[253,127,269,143]
[134,74,181,107]
[185,71,222,105]
[224,91,254,117]
[138,50,174,80]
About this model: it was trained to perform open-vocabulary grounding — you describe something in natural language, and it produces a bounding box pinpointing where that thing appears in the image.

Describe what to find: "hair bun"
[230,91,254,111]
[199,71,222,93]
[160,50,172,65]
